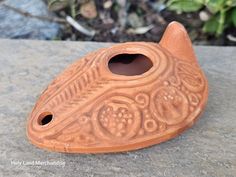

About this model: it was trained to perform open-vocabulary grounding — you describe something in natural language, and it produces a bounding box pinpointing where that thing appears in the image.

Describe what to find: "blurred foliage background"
[2,0,234,45]
[167,0,236,36]
[45,0,236,45]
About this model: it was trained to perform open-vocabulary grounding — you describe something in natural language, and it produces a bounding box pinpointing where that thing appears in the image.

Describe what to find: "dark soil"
[53,0,236,46]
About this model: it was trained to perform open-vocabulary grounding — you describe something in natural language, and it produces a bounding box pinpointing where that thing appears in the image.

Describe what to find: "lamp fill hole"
[108,54,153,76]
[38,112,53,126]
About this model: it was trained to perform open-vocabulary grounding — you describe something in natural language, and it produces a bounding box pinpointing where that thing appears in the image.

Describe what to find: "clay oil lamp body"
[27,22,208,153]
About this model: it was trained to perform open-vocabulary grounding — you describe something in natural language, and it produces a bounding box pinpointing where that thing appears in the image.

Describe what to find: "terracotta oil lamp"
[27,21,208,153]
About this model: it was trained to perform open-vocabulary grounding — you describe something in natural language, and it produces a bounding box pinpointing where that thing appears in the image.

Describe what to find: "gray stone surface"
[0,0,60,39]
[0,39,235,177]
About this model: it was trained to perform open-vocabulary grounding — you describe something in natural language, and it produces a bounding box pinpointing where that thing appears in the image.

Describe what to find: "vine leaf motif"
[55,115,97,145]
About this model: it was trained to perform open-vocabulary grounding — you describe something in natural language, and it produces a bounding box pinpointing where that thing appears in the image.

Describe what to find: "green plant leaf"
[217,10,226,36]
[167,0,203,13]
[226,0,236,7]
[203,10,226,36]
[232,7,236,26]
[205,0,225,14]
[233,0,236,6]
[194,0,205,4]
[225,8,233,27]
[203,15,220,34]
[166,0,236,37]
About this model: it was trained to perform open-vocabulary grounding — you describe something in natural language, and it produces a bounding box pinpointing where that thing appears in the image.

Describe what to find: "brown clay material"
[27,21,208,153]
